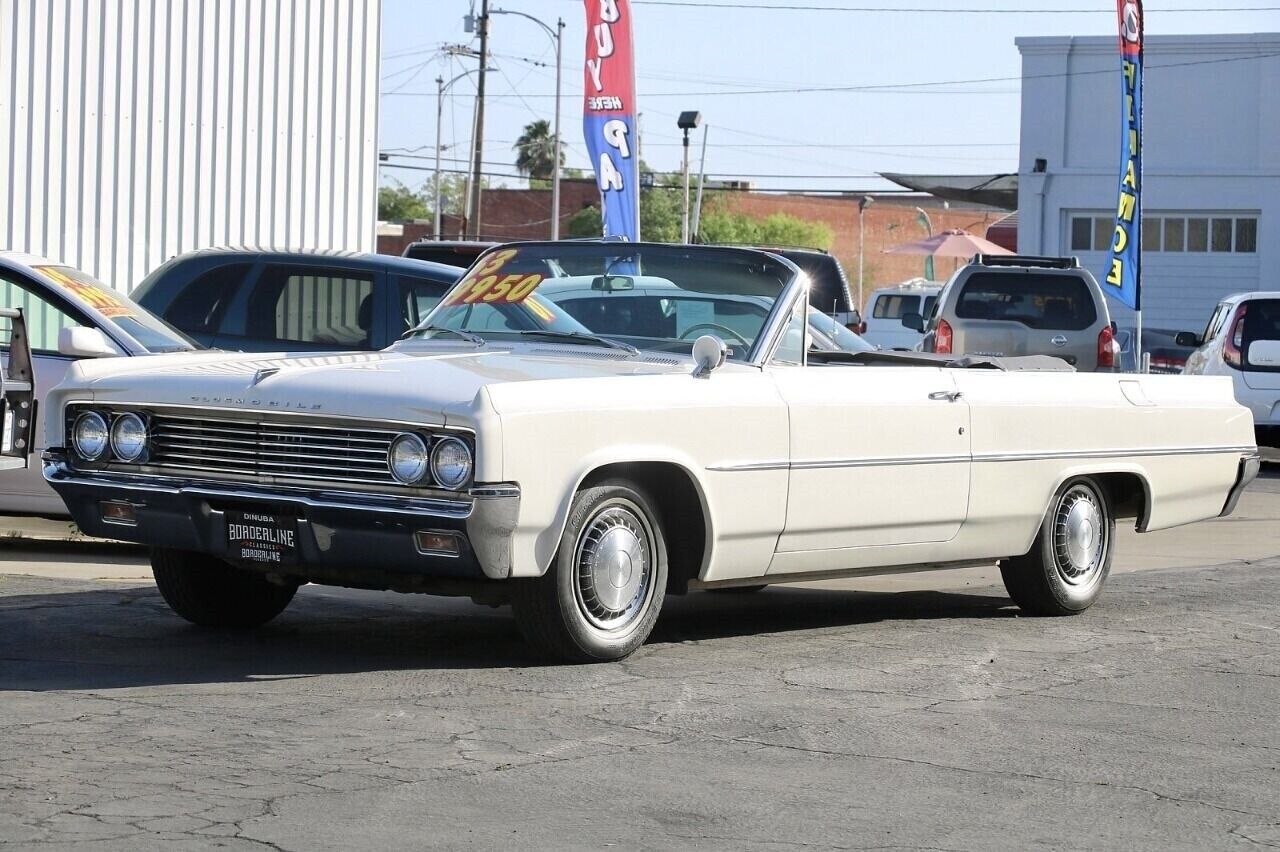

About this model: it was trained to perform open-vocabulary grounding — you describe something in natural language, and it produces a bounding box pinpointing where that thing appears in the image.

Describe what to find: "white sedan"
[41,242,1257,662]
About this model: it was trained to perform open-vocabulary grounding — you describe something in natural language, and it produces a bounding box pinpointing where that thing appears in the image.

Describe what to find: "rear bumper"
[43,454,520,581]
[1220,451,1261,518]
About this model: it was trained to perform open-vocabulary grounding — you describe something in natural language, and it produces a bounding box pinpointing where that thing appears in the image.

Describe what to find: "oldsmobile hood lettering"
[48,343,689,428]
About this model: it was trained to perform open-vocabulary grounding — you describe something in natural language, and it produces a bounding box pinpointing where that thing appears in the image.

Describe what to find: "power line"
[625,1,1280,12]
[383,50,1280,99]
[383,160,921,194]
[381,160,922,181]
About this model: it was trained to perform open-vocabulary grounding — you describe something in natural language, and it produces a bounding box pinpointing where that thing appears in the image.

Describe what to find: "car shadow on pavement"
[0,581,1015,690]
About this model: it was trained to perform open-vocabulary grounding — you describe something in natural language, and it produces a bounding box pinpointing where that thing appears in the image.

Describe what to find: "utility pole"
[551,17,564,240]
[466,0,490,239]
[433,76,445,239]
[691,125,709,241]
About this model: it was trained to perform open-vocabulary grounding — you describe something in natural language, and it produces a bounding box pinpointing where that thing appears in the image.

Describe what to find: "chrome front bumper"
[1220,451,1261,518]
[43,455,520,580]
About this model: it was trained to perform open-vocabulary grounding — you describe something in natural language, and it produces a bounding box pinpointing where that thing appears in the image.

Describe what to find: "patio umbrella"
[883,229,1013,258]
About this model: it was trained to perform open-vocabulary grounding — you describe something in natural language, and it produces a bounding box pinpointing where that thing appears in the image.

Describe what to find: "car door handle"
[928,390,962,402]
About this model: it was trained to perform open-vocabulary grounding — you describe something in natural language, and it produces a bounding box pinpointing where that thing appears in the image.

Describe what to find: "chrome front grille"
[146,412,399,487]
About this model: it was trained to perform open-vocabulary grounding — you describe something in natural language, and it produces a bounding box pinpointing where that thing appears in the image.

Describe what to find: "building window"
[1187,218,1209,252]
[1237,218,1258,253]
[1068,214,1258,254]
[1070,218,1092,252]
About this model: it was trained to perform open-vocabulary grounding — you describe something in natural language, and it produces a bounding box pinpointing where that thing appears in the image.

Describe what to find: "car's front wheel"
[512,480,668,663]
[1000,476,1114,616]
[151,548,298,628]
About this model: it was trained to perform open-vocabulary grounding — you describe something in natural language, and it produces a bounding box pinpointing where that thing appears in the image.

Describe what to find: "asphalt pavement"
[1,473,1278,850]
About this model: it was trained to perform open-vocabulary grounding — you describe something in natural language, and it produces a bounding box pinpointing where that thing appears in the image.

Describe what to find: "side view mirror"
[691,334,728,378]
[1174,331,1202,348]
[58,326,119,358]
[902,312,925,333]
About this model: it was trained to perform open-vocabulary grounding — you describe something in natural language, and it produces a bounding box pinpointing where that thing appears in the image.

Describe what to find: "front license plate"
[226,510,298,565]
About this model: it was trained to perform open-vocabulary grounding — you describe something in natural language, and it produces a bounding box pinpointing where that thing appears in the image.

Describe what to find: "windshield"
[34,266,196,353]
[807,309,875,352]
[419,243,795,360]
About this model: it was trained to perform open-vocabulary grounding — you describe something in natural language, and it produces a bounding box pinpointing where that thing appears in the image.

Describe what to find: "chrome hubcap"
[574,501,654,632]
[1053,486,1106,585]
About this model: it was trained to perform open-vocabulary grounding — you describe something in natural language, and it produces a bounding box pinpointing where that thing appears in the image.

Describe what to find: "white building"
[0,0,381,293]
[1017,33,1280,332]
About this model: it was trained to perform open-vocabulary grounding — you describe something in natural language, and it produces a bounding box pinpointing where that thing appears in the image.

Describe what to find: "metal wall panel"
[0,0,381,293]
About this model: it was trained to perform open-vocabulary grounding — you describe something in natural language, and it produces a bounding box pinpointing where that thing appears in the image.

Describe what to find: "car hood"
[56,344,694,428]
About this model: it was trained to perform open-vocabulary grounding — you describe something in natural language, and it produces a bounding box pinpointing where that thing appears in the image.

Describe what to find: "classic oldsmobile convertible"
[43,243,1259,662]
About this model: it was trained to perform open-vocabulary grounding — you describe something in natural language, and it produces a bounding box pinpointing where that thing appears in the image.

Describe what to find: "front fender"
[522,445,715,577]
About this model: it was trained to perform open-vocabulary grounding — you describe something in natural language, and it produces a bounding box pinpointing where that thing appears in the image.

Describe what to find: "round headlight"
[110,413,148,462]
[388,433,430,484]
[430,436,473,490]
[72,411,109,461]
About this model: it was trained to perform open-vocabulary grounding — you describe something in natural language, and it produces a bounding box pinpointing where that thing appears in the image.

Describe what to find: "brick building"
[378,181,1005,311]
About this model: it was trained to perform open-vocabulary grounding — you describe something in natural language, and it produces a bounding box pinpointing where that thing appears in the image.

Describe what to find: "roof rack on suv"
[973,254,1080,270]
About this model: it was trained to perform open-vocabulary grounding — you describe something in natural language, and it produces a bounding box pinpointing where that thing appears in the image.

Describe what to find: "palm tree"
[513,120,563,181]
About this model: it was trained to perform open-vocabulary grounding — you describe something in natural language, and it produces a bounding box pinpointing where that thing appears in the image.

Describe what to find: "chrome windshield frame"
[424,240,807,367]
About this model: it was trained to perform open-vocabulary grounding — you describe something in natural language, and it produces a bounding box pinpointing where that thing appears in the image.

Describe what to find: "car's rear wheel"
[151,548,298,628]
[1000,477,1114,616]
[512,480,668,663]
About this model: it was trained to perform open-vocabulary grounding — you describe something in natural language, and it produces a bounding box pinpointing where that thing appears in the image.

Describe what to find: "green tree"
[513,120,564,181]
[377,180,431,221]
[567,187,685,241]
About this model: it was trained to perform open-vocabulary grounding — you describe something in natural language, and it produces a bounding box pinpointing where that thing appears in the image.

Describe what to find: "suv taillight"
[935,319,954,355]
[1224,304,1247,369]
[1097,325,1117,370]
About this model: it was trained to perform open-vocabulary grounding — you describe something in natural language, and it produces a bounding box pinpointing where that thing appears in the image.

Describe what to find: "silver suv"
[906,255,1117,372]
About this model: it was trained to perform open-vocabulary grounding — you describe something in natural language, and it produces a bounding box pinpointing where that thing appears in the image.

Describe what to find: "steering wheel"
[678,322,750,347]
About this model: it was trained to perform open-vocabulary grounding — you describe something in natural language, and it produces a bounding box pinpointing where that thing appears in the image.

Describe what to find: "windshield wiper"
[514,329,639,356]
[403,325,486,346]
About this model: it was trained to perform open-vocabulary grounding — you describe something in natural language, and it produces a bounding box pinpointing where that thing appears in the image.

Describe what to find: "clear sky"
[377,1,1280,194]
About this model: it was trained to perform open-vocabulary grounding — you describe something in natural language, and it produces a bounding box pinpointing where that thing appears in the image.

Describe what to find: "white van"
[861,279,942,350]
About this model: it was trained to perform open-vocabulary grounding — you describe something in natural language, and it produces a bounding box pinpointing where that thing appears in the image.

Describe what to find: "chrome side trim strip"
[708,445,1256,473]
[706,460,790,472]
[972,445,1257,463]
[793,454,969,470]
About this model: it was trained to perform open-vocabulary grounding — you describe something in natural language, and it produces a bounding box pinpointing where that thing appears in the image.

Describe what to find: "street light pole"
[914,205,934,281]
[677,111,702,244]
[551,17,564,240]
[858,195,874,313]
[681,128,691,243]
[492,8,564,240]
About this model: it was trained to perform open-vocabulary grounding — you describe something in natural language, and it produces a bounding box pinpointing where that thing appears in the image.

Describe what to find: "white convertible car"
[42,243,1258,662]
